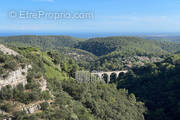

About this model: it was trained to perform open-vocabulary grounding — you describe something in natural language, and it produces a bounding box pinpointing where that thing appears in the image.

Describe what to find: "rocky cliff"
[0,44,32,90]
[0,44,19,56]
[0,65,32,90]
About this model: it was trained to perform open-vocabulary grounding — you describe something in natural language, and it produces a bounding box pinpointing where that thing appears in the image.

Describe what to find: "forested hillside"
[2,35,179,71]
[75,36,167,56]
[75,36,168,70]
[144,36,180,42]
[56,47,98,68]
[144,36,180,53]
[0,35,83,49]
[0,36,98,68]
[153,41,180,53]
[90,52,164,71]
[117,55,180,120]
[0,44,146,120]
[0,35,180,120]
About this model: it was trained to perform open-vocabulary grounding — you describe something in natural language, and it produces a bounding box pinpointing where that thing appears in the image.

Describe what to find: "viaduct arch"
[91,70,128,83]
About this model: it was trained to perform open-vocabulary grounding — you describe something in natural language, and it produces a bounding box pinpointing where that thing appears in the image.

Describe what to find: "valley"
[1,0,180,120]
[0,35,179,120]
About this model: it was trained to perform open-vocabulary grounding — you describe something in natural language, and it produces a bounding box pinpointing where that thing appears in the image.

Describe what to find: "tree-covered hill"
[152,40,180,53]
[144,36,180,42]
[0,35,98,68]
[1,35,179,71]
[90,51,164,71]
[1,35,179,57]
[117,55,180,120]
[75,36,168,56]
[143,36,180,53]
[0,35,84,49]
[0,35,173,70]
[74,36,169,70]
[56,47,98,64]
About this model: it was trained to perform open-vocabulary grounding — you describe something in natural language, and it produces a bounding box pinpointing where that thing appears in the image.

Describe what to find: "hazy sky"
[1,0,180,33]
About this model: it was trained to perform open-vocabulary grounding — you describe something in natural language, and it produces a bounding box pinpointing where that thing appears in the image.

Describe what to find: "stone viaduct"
[91,70,128,83]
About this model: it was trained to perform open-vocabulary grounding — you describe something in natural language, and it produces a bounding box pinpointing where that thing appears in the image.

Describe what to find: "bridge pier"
[106,73,111,83]
[96,73,103,79]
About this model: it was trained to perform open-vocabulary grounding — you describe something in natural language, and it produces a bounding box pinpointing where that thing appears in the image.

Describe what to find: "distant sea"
[0,32,180,39]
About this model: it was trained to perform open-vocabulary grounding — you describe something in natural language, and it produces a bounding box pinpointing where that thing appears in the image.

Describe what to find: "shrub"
[40,102,49,110]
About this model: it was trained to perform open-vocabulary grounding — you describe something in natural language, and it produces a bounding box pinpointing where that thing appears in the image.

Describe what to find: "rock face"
[0,65,32,90]
[22,100,54,114]
[39,77,47,91]
[0,44,19,56]
[23,104,41,114]
[0,43,32,90]
[0,44,45,119]
[0,109,8,115]
[2,104,42,120]
[3,117,13,120]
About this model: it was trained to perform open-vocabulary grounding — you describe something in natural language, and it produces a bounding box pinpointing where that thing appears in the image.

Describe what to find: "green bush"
[40,102,49,110]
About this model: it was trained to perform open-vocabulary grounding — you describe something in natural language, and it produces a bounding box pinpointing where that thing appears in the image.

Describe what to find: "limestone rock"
[0,44,19,56]
[0,65,32,90]
[39,77,47,91]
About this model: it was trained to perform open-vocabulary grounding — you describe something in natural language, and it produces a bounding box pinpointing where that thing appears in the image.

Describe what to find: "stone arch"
[102,73,109,83]
[110,72,118,83]
[91,70,128,84]
[117,72,125,79]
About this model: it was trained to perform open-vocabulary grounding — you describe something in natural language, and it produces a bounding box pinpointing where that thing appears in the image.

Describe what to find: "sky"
[1,0,180,33]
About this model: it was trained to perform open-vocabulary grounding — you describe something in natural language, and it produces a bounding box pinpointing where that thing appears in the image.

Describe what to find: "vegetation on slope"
[1,35,180,120]
[75,36,167,56]
[0,51,27,78]
[74,36,169,70]
[144,36,180,42]
[0,35,97,68]
[0,35,84,49]
[90,53,164,71]
[0,46,146,120]
[154,41,180,53]
[117,55,180,120]
[1,35,178,71]
[143,36,180,53]
[56,47,98,69]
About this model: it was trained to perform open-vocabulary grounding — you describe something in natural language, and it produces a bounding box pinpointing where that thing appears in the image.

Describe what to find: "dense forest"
[144,36,180,53]
[117,55,180,120]
[75,36,170,70]
[75,36,167,56]
[0,35,83,49]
